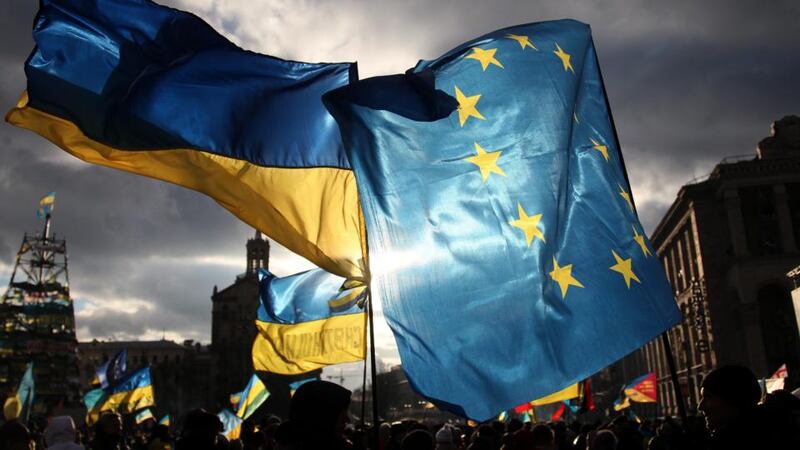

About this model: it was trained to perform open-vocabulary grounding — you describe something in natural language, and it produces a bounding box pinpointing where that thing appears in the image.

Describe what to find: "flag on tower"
[36,192,55,220]
[324,19,680,420]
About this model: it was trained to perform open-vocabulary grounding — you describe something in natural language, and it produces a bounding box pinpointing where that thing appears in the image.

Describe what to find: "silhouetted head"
[181,408,223,448]
[590,429,617,450]
[150,424,170,441]
[0,420,33,450]
[97,412,123,438]
[289,380,351,439]
[530,424,554,449]
[699,365,760,432]
[402,429,433,450]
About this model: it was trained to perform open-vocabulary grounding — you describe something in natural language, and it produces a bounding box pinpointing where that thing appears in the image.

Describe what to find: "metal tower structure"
[0,207,81,413]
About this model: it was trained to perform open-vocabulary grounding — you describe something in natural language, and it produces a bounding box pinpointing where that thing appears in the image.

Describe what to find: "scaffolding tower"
[0,211,81,413]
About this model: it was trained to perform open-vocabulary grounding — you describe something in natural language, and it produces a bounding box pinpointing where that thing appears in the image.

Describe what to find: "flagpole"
[361,312,368,426]
[592,48,689,425]
[661,333,688,423]
[367,290,380,445]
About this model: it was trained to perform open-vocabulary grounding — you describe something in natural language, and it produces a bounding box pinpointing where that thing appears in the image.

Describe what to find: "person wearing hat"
[44,416,84,450]
[434,425,458,450]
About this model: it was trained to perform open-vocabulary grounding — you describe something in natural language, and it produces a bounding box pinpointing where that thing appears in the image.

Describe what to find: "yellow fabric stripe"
[226,425,242,441]
[237,377,267,418]
[624,389,656,403]
[327,285,365,309]
[529,383,580,406]
[3,393,21,421]
[6,92,366,281]
[252,312,366,374]
[103,385,155,414]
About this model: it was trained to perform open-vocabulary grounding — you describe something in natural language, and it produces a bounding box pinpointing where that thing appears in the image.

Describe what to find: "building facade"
[640,115,800,416]
[210,231,269,403]
[78,339,215,417]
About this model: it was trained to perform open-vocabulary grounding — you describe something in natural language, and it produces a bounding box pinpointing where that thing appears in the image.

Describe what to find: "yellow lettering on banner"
[252,313,366,375]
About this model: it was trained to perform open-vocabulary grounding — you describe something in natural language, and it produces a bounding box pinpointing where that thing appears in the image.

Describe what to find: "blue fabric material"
[96,349,127,389]
[26,0,354,168]
[110,367,151,394]
[256,268,363,324]
[325,19,680,420]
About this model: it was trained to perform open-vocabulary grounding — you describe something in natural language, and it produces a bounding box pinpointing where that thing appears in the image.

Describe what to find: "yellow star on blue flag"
[324,19,679,421]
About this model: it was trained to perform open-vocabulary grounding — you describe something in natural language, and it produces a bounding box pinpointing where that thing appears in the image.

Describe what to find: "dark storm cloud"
[1,0,798,353]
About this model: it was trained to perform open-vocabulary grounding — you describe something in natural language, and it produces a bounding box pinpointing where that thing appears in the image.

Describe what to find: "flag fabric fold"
[623,373,658,403]
[3,362,34,421]
[235,374,270,419]
[135,408,155,424]
[218,409,243,441]
[90,367,155,416]
[36,192,55,220]
[252,268,366,374]
[93,349,127,389]
[7,0,366,281]
[325,19,680,420]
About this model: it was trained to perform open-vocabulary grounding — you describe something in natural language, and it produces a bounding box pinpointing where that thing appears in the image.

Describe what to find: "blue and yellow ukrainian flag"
[235,374,269,420]
[83,387,106,425]
[325,19,680,420]
[2,362,34,422]
[6,0,366,282]
[218,409,242,441]
[96,367,155,414]
[159,414,170,426]
[135,408,155,424]
[252,268,366,374]
[36,192,55,220]
[613,395,631,411]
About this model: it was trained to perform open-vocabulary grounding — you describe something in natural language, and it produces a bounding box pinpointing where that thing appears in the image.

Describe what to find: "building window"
[740,186,781,255]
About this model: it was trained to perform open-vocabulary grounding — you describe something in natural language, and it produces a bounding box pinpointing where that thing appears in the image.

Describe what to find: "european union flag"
[94,349,127,389]
[325,20,680,420]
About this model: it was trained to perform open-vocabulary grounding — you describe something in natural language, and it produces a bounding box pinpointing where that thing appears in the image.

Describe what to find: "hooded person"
[435,425,459,450]
[284,380,351,450]
[44,416,83,450]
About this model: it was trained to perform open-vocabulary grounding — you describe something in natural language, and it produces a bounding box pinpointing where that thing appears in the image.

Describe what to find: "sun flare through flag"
[325,19,680,420]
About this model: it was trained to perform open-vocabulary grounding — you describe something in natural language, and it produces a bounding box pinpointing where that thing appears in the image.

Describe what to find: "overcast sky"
[1,0,799,382]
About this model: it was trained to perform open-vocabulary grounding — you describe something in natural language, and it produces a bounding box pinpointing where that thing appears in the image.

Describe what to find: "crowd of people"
[1,365,798,450]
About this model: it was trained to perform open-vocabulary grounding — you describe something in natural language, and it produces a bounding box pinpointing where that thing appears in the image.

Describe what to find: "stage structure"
[0,207,81,412]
